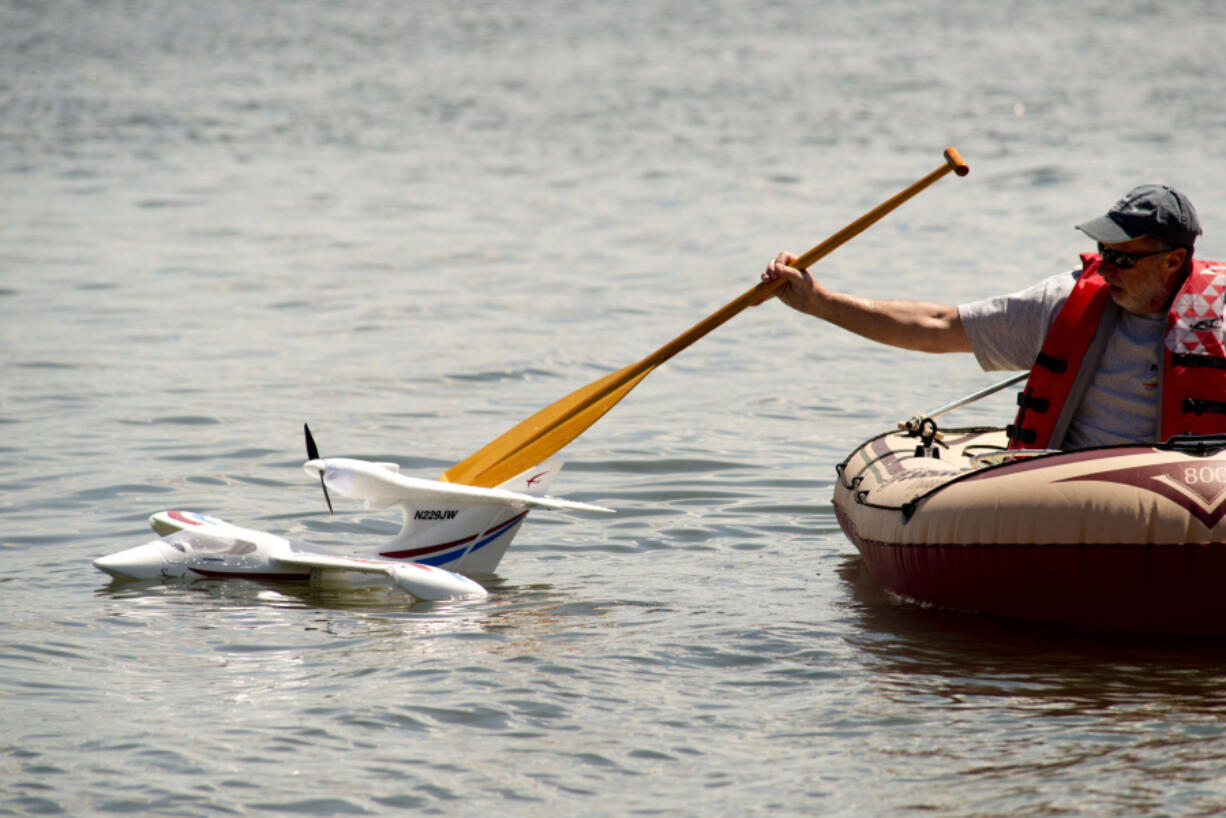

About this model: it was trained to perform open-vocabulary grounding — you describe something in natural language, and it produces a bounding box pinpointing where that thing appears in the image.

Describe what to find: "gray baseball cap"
[1076,184,1202,248]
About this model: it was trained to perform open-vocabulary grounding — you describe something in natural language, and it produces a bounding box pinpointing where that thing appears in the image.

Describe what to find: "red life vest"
[1006,255,1226,449]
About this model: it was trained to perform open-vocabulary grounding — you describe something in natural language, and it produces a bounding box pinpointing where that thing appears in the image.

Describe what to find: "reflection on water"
[838,556,1226,814]
[841,555,1226,704]
[8,0,1226,814]
[92,572,628,658]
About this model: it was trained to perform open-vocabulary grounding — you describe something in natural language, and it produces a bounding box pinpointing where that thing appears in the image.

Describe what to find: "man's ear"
[1161,246,1190,291]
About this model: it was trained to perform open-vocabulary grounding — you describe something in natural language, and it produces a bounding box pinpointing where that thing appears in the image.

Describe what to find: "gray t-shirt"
[958,271,1165,448]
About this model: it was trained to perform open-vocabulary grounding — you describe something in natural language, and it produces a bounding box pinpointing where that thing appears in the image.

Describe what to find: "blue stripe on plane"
[414,513,527,567]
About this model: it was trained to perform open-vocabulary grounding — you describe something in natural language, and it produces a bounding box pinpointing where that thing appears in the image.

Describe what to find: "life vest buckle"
[1034,352,1068,374]
[1005,423,1038,445]
[1016,392,1050,413]
[1183,397,1226,417]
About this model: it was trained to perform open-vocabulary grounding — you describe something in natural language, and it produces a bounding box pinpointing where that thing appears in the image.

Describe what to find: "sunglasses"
[1097,242,1172,269]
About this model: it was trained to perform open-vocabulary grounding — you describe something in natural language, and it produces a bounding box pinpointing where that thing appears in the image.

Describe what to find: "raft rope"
[838,423,1019,523]
[842,426,1226,524]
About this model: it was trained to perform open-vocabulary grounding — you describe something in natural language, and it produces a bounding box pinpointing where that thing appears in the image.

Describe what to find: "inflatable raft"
[833,423,1226,633]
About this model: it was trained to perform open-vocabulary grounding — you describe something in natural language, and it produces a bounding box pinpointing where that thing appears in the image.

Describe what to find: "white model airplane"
[94,430,613,602]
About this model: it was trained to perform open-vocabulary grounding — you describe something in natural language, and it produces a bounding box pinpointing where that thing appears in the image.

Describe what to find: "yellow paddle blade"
[441,147,970,488]
[441,278,774,488]
[441,364,653,488]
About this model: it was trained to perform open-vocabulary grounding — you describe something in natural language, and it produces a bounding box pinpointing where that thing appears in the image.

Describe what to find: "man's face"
[1097,237,1186,315]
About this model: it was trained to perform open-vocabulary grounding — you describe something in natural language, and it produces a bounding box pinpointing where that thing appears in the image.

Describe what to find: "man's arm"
[758,252,972,354]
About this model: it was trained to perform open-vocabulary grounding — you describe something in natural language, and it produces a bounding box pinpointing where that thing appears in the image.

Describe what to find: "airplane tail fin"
[301,457,609,576]
[376,460,569,576]
[493,460,563,497]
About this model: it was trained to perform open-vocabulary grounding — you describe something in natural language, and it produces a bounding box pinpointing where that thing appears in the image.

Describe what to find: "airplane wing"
[270,546,488,601]
[303,457,614,513]
[147,510,487,601]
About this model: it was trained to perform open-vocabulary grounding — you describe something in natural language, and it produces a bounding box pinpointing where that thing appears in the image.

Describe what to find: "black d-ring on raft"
[914,417,940,458]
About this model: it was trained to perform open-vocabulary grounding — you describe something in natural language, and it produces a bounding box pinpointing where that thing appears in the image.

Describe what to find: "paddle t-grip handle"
[789,147,970,272]
[944,147,969,177]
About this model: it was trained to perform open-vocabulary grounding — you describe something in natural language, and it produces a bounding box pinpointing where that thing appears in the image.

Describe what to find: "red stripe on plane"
[378,533,478,560]
[376,511,531,560]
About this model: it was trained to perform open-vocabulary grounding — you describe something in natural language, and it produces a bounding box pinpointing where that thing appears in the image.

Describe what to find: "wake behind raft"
[833,414,1226,634]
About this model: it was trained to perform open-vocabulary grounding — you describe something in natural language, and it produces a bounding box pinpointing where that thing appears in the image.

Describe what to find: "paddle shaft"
[442,148,970,487]
[632,147,970,369]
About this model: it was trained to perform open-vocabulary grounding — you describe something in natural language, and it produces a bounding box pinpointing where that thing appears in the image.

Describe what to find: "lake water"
[5,1,1226,815]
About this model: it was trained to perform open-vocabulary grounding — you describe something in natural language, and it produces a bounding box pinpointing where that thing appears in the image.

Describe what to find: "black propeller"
[303,423,333,514]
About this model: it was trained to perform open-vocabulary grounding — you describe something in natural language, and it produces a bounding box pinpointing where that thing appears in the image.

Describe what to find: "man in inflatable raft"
[760,185,1224,451]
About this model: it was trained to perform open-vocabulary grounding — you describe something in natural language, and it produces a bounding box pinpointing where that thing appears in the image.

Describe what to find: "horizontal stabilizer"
[303,458,613,514]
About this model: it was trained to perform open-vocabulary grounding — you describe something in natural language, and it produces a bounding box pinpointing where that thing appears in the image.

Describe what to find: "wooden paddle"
[441,148,970,487]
